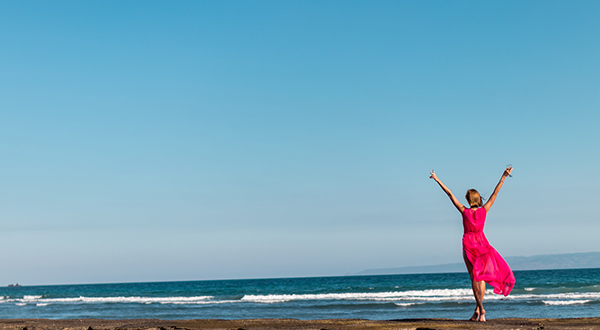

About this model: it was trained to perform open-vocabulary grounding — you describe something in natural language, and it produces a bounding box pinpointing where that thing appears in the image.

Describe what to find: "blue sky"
[0,0,599,285]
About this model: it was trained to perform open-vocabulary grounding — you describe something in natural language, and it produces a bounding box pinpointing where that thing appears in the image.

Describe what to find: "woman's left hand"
[429,170,438,180]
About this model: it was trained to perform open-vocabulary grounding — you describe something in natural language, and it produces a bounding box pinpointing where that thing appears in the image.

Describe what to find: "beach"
[3,318,600,330]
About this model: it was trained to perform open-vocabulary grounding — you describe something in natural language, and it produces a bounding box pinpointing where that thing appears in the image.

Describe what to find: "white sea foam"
[36,303,49,306]
[2,290,600,306]
[1,296,214,305]
[395,302,422,307]
[171,300,239,305]
[543,300,591,306]
[535,292,600,300]
[241,289,600,304]
[241,289,485,303]
[67,296,213,304]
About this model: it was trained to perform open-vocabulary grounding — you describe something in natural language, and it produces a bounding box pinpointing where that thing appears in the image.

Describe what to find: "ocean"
[1,268,600,320]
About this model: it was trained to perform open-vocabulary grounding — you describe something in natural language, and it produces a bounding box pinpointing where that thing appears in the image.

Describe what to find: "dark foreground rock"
[1,318,600,330]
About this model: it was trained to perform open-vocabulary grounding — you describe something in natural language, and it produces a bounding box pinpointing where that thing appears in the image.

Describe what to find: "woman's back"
[462,207,486,233]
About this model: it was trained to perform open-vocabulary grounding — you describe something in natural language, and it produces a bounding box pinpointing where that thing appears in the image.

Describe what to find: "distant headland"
[353,252,600,275]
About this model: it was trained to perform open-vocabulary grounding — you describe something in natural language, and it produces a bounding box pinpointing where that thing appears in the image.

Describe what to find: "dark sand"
[2,318,600,330]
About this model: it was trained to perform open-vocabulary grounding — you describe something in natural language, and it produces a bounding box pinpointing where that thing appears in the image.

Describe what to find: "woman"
[430,167,515,322]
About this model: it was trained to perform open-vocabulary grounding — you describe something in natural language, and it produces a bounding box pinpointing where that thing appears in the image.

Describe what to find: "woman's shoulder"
[465,207,486,213]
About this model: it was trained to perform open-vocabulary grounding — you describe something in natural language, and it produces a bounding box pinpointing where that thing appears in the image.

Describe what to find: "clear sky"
[0,0,599,285]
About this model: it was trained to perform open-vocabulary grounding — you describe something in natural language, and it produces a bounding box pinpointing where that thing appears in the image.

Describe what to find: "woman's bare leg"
[477,281,486,322]
[470,280,486,321]
[463,251,481,321]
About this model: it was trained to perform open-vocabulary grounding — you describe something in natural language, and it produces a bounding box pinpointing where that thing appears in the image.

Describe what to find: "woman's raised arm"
[430,170,465,213]
[483,166,513,212]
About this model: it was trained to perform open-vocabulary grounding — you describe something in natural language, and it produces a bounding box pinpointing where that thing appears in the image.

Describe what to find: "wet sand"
[2,318,600,330]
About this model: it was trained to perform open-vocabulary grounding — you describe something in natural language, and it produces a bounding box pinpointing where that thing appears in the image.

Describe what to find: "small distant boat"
[7,283,21,287]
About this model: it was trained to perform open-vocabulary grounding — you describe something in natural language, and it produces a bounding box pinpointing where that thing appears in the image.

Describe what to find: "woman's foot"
[469,309,480,321]
[478,309,486,322]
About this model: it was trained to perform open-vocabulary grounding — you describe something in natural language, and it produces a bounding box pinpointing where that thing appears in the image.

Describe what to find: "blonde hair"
[465,189,482,208]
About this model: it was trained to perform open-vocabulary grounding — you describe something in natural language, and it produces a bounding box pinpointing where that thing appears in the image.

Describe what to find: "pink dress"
[462,207,515,296]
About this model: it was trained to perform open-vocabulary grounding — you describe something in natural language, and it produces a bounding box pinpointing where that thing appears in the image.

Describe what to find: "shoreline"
[2,318,600,330]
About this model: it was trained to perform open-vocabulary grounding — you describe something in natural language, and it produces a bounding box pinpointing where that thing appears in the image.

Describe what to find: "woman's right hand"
[503,166,513,177]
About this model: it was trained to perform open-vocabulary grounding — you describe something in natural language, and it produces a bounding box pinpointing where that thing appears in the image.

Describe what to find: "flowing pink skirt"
[463,232,515,296]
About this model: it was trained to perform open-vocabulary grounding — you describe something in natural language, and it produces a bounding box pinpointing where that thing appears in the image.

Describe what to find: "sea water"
[1,268,600,319]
